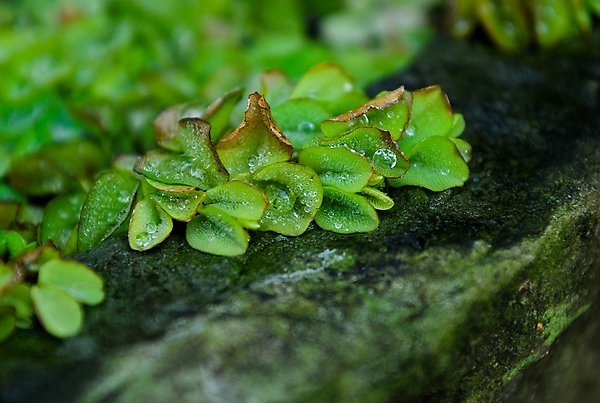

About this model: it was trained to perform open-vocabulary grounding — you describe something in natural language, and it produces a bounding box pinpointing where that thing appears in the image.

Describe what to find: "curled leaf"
[388,136,470,191]
[186,206,249,256]
[145,179,204,222]
[321,86,412,139]
[476,0,531,51]
[315,187,379,234]
[360,187,394,210]
[398,85,455,153]
[204,180,268,222]
[31,285,83,339]
[252,162,323,236]
[153,88,243,149]
[78,171,139,252]
[450,137,472,163]
[128,199,173,251]
[298,147,372,193]
[136,118,229,189]
[216,93,293,177]
[38,259,105,305]
[317,127,409,178]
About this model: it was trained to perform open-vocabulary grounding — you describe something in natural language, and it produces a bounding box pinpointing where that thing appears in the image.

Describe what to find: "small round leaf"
[204,181,268,221]
[128,199,173,251]
[186,206,249,256]
[298,147,372,193]
[31,285,83,339]
[315,187,379,234]
[38,259,105,305]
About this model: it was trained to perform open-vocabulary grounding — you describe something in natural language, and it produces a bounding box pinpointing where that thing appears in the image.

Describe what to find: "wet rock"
[1,34,599,402]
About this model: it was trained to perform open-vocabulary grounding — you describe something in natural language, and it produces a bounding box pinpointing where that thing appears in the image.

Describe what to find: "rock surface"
[1,34,600,402]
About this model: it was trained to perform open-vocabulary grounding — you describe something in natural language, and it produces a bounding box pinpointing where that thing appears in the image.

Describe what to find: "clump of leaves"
[0,230,105,343]
[447,0,600,50]
[78,63,471,256]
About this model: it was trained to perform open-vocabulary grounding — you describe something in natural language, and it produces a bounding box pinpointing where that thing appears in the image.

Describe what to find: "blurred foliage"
[447,0,600,51]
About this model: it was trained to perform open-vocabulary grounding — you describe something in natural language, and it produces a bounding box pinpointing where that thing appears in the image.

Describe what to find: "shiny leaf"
[298,146,372,193]
[252,162,323,236]
[360,187,395,210]
[271,98,331,149]
[388,136,470,191]
[317,127,409,178]
[128,199,173,251]
[186,206,249,256]
[321,86,412,140]
[41,192,85,250]
[78,170,139,252]
[315,187,379,234]
[204,181,268,221]
[216,92,293,177]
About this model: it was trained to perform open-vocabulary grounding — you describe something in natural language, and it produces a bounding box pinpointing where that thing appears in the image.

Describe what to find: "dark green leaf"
[0,312,16,343]
[78,170,139,252]
[41,192,85,250]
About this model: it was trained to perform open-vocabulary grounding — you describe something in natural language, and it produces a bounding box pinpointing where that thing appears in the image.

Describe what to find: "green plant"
[78,63,471,256]
[0,230,105,342]
[447,0,600,50]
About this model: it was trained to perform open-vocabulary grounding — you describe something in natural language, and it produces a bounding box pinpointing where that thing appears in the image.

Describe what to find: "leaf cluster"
[0,230,105,343]
[447,0,600,50]
[78,63,471,256]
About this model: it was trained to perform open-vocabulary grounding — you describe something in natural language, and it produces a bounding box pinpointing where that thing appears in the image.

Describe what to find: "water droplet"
[404,126,415,137]
[343,82,353,92]
[333,222,343,230]
[135,232,152,248]
[373,148,397,169]
[440,168,450,176]
[297,121,315,133]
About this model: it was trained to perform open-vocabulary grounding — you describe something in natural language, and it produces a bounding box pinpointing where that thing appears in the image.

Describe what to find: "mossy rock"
[1,35,600,402]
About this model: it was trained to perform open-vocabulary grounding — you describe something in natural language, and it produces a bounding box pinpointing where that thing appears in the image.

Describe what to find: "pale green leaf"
[128,199,173,251]
[204,180,268,221]
[315,187,379,234]
[31,285,83,339]
[186,206,249,256]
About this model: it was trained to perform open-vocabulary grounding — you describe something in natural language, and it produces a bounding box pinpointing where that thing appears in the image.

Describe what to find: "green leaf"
[271,98,331,149]
[315,187,379,234]
[252,162,323,236]
[450,137,472,163]
[261,70,293,107]
[289,62,368,115]
[533,0,580,47]
[298,147,372,193]
[202,87,244,143]
[316,127,409,178]
[448,113,466,138]
[321,87,412,140]
[41,192,85,250]
[0,230,30,259]
[136,118,229,189]
[398,86,456,153]
[128,199,173,251]
[78,171,139,252]
[0,263,12,288]
[0,312,16,343]
[147,181,204,222]
[388,136,470,191]
[216,92,293,177]
[38,258,105,305]
[204,180,268,221]
[360,187,395,210]
[31,285,83,339]
[1,283,34,320]
[476,0,531,51]
[186,206,249,256]
[7,141,107,197]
